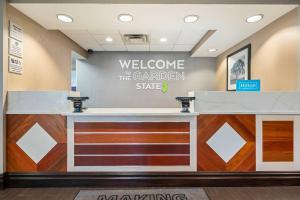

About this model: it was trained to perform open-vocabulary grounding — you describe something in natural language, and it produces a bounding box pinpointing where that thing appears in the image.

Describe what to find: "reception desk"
[5,91,300,187]
[65,108,197,172]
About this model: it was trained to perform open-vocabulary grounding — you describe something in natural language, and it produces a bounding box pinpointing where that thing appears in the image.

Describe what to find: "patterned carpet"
[74,188,209,200]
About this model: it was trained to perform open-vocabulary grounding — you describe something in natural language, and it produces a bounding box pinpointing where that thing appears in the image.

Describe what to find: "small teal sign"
[236,80,260,92]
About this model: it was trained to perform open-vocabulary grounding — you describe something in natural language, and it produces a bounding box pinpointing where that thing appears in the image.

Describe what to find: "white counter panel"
[191,91,300,114]
[63,108,198,117]
[6,91,79,114]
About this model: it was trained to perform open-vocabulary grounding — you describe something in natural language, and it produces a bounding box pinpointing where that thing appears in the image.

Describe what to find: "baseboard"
[4,172,300,188]
[0,174,4,190]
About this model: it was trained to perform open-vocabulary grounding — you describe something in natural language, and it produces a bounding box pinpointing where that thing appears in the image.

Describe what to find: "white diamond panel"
[207,122,246,163]
[16,123,57,164]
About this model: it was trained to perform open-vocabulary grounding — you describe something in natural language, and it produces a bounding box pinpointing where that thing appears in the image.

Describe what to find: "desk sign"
[236,80,260,92]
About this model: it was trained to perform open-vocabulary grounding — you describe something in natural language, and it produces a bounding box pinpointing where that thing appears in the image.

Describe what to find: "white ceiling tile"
[102,45,127,51]
[88,29,119,35]
[176,30,207,45]
[13,4,297,56]
[77,43,103,51]
[150,45,174,52]
[64,34,101,50]
[190,31,221,57]
[173,45,194,52]
[119,29,151,35]
[61,29,88,35]
[127,45,149,52]
[83,45,105,51]
[93,34,124,45]
[150,30,181,45]
[65,34,95,44]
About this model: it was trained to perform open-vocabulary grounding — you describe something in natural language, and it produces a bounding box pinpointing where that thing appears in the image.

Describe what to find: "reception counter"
[65,108,197,172]
[5,91,300,187]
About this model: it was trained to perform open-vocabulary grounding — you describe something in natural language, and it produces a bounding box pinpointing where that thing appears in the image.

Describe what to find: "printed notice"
[9,21,23,41]
[9,56,23,75]
[9,38,23,58]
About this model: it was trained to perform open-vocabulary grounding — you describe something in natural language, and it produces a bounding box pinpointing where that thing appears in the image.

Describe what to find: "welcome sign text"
[119,59,185,92]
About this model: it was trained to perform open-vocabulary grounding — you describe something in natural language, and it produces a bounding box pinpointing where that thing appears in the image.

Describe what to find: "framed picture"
[227,44,251,91]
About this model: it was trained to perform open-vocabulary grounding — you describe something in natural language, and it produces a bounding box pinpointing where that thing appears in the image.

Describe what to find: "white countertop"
[196,111,300,115]
[62,108,199,116]
[7,107,300,115]
[6,91,300,115]
[6,90,77,115]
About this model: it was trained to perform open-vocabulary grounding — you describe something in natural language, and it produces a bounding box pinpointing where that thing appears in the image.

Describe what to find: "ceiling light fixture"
[246,14,264,23]
[105,37,113,42]
[160,37,167,43]
[57,14,73,23]
[118,14,133,22]
[184,15,199,23]
[209,48,218,52]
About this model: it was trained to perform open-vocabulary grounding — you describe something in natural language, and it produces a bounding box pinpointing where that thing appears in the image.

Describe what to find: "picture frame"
[227,44,251,91]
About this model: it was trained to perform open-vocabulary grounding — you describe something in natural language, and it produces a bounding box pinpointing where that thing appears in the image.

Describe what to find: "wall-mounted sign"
[118,59,185,93]
[8,21,24,75]
[9,38,23,58]
[9,21,23,42]
[9,55,23,75]
[236,80,260,92]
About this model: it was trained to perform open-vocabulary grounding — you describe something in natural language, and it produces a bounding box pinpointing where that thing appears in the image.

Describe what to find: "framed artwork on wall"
[227,44,251,91]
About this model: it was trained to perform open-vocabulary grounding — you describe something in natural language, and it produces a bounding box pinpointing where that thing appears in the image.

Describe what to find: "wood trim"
[197,115,256,171]
[6,115,36,143]
[75,133,189,143]
[263,121,294,162]
[74,122,190,133]
[37,144,67,171]
[6,143,37,172]
[6,114,67,172]
[71,120,194,170]
[75,144,190,155]
[74,156,190,166]
[4,172,300,188]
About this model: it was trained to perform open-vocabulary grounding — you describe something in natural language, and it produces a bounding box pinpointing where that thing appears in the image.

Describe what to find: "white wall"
[216,8,300,91]
[6,5,87,91]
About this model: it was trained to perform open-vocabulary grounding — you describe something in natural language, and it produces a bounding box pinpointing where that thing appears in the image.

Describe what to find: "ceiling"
[10,3,298,57]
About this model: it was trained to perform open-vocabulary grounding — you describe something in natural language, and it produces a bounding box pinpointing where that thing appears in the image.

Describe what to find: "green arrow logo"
[162,81,169,93]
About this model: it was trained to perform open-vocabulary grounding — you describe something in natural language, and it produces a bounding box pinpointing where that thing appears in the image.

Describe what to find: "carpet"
[74,188,209,200]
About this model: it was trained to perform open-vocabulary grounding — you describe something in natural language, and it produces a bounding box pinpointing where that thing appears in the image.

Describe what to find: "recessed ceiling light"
[209,48,218,52]
[184,15,199,23]
[57,14,73,23]
[105,37,113,42]
[118,14,133,22]
[160,37,167,43]
[246,14,264,23]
